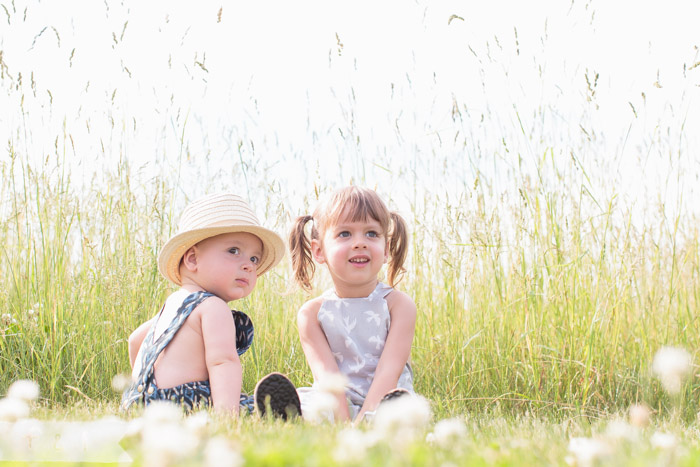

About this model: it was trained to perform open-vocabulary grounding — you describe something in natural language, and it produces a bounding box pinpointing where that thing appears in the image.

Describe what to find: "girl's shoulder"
[297,295,324,319]
[385,288,417,315]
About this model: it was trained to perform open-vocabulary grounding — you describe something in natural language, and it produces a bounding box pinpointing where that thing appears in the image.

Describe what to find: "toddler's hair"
[289,186,408,292]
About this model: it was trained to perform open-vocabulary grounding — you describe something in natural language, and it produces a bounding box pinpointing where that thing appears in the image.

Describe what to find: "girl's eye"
[367,231,379,238]
[338,231,350,238]
[250,256,260,265]
[229,247,240,255]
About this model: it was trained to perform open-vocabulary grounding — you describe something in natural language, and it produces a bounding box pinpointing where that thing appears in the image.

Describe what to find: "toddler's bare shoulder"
[189,295,233,325]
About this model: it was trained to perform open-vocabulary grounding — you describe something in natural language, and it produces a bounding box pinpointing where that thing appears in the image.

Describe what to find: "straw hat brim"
[158,225,285,286]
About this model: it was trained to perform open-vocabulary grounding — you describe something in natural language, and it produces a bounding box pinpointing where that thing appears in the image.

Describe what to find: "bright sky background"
[1,0,699,223]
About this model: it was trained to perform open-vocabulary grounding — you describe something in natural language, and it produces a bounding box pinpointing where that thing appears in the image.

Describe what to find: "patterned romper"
[298,282,414,420]
[121,290,255,413]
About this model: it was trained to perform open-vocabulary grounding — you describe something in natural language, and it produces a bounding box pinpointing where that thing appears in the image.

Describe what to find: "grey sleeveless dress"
[298,282,414,420]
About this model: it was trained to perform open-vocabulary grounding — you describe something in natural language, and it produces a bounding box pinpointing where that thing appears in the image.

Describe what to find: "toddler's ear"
[311,238,326,264]
[182,246,198,272]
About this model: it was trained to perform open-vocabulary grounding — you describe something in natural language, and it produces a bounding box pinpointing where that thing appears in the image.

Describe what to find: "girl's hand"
[356,289,416,417]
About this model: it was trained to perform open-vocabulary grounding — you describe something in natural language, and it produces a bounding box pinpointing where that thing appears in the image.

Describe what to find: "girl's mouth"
[349,256,370,264]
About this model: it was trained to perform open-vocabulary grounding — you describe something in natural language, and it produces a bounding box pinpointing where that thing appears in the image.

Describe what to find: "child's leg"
[254,373,301,420]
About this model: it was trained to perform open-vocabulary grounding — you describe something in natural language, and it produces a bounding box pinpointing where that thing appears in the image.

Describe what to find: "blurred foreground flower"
[426,417,468,448]
[111,374,132,393]
[652,346,692,395]
[316,371,348,396]
[304,391,338,423]
[567,437,611,467]
[628,403,651,427]
[142,400,182,424]
[204,436,243,467]
[333,427,377,463]
[7,380,40,402]
[373,394,431,444]
[604,419,638,443]
[141,403,198,467]
[0,397,30,422]
[650,431,677,451]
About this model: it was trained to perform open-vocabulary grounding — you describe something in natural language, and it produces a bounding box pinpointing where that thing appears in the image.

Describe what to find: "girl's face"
[184,232,262,301]
[312,213,388,297]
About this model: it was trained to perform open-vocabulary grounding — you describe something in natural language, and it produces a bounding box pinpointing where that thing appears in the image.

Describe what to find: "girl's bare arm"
[356,290,416,422]
[297,298,351,421]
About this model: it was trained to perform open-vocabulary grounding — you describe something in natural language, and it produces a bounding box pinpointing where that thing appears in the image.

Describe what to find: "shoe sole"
[254,372,301,420]
[380,388,411,403]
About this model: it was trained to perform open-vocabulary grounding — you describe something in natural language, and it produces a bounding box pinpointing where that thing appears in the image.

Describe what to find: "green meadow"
[1,1,700,464]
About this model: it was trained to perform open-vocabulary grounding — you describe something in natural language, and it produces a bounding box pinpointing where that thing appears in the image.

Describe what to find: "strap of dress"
[134,291,215,388]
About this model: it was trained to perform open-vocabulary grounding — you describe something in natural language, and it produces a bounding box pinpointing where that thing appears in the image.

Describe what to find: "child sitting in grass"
[289,186,417,422]
[122,192,301,418]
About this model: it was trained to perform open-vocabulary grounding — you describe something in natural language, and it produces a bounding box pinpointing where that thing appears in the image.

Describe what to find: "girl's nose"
[352,237,367,249]
[242,261,253,272]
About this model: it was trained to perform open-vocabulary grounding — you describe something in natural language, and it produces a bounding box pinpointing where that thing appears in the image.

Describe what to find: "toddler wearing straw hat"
[121,192,301,418]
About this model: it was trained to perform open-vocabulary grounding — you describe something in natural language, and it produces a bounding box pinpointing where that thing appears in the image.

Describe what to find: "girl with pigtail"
[289,186,418,423]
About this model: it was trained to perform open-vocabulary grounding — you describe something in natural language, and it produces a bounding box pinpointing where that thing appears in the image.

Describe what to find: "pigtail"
[387,211,408,287]
[289,215,316,292]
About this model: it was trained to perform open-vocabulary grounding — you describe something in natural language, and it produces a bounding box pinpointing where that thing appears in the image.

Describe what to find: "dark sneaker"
[380,388,411,404]
[254,372,301,420]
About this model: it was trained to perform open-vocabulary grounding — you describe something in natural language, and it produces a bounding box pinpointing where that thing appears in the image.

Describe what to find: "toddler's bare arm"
[200,298,242,414]
[128,318,154,368]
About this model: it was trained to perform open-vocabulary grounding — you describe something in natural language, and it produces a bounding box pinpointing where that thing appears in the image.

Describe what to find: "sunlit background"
[1,0,699,226]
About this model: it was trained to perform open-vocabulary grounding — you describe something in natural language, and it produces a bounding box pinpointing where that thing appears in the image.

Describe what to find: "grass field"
[1,1,699,464]
[0,148,698,464]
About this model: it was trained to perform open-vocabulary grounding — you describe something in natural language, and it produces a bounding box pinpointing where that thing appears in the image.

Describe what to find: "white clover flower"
[628,404,651,428]
[27,309,36,318]
[372,394,432,443]
[204,436,244,467]
[604,419,638,443]
[184,410,210,438]
[1,313,11,326]
[333,427,372,463]
[111,374,132,393]
[89,416,129,445]
[53,419,129,463]
[142,400,182,424]
[0,397,30,422]
[428,417,468,448]
[315,372,348,396]
[10,418,43,451]
[651,431,677,451]
[123,416,144,439]
[8,380,40,402]
[567,437,611,467]
[142,419,198,467]
[303,391,338,424]
[652,346,693,395]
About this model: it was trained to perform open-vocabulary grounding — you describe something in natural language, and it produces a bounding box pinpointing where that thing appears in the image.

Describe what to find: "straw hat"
[158,192,285,285]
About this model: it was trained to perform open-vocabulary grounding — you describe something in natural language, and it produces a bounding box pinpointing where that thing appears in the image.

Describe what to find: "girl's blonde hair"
[289,186,408,292]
